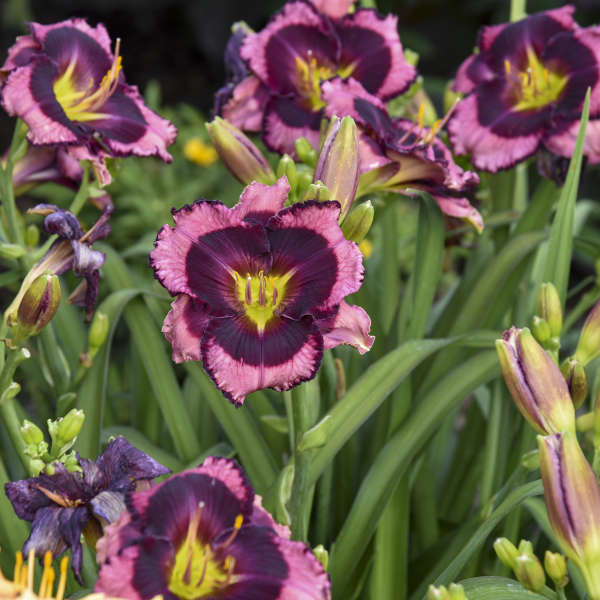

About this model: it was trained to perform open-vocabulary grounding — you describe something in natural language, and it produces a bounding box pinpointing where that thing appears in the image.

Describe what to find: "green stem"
[1,120,27,247]
[0,453,29,554]
[68,162,91,216]
[510,0,526,21]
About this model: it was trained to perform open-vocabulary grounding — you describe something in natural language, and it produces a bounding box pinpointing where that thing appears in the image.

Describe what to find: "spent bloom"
[322,77,482,230]
[95,457,330,599]
[216,1,416,156]
[151,176,373,405]
[449,6,600,172]
[5,437,169,582]
[496,327,575,435]
[1,19,176,184]
[538,432,600,600]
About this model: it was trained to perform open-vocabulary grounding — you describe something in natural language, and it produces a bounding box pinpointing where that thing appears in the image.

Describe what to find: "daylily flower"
[5,202,112,324]
[4,437,169,583]
[217,1,416,156]
[538,432,600,600]
[95,457,331,599]
[1,19,177,185]
[322,77,483,230]
[496,327,575,435]
[448,6,600,172]
[150,176,373,405]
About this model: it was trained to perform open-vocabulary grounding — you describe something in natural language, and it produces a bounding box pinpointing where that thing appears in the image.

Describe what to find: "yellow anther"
[234,514,243,530]
[13,551,22,586]
[504,59,511,76]
[417,102,425,130]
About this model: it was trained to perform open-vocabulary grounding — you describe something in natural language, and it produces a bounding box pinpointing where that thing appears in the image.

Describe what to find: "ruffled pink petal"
[452,53,495,94]
[544,117,600,164]
[232,176,290,225]
[322,76,386,124]
[448,92,542,172]
[221,75,271,132]
[67,145,112,186]
[1,61,81,145]
[196,457,255,510]
[95,543,141,600]
[1,34,39,73]
[251,495,291,539]
[28,19,113,56]
[358,133,391,173]
[336,9,417,100]
[310,0,355,20]
[267,201,364,313]
[320,300,374,354]
[426,191,484,233]
[162,295,210,363]
[201,315,323,405]
[273,536,331,599]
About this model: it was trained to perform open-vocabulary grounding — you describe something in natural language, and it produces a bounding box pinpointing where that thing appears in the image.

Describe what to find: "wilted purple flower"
[150,176,373,405]
[217,1,416,156]
[6,202,112,324]
[538,433,600,600]
[95,456,330,600]
[322,77,483,230]
[496,327,575,435]
[1,19,177,185]
[448,6,600,172]
[5,437,169,583]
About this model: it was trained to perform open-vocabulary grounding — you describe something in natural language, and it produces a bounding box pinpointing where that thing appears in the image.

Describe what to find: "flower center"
[233,269,291,331]
[295,52,354,110]
[53,39,123,122]
[506,49,567,112]
[168,502,242,600]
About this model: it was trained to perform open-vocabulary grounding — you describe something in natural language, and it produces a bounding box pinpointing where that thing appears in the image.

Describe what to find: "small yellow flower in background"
[183,137,218,166]
[359,239,372,259]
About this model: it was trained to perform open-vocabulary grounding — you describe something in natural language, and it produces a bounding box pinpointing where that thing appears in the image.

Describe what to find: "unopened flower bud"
[303,181,330,202]
[206,117,275,185]
[560,358,588,409]
[312,544,328,570]
[88,311,109,357]
[295,137,317,167]
[427,585,450,600]
[575,300,600,366]
[538,432,600,599]
[538,283,562,339]
[12,272,61,341]
[341,200,374,243]
[518,540,534,556]
[49,409,85,456]
[494,537,519,569]
[531,316,551,345]
[521,449,540,471]
[25,224,40,247]
[313,116,359,220]
[544,551,569,588]
[20,420,44,446]
[276,154,297,191]
[448,583,467,600]
[513,554,546,592]
[496,327,575,435]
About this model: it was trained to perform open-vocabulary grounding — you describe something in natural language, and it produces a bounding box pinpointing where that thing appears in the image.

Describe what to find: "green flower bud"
[12,272,61,342]
[521,449,540,471]
[276,154,297,191]
[29,458,45,476]
[205,117,275,185]
[295,137,317,167]
[303,181,329,202]
[427,585,450,600]
[341,200,374,243]
[531,316,551,345]
[25,224,40,247]
[544,551,569,588]
[312,544,328,571]
[49,409,85,457]
[538,283,562,339]
[494,537,519,569]
[513,554,546,592]
[561,358,588,409]
[574,300,600,366]
[313,116,359,220]
[518,540,534,556]
[20,420,44,446]
[88,311,109,356]
[448,583,467,600]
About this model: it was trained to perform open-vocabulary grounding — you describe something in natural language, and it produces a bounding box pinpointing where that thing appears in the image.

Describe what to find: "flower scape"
[1,2,600,600]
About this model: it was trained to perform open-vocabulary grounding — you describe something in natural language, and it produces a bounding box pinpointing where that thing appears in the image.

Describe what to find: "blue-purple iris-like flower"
[1,18,177,185]
[216,0,416,156]
[150,176,373,405]
[448,6,600,172]
[4,437,169,583]
[322,78,483,231]
[95,457,331,600]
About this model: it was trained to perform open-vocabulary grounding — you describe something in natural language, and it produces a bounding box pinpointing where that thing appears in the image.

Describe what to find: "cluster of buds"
[204,116,374,244]
[20,409,85,475]
[427,583,467,600]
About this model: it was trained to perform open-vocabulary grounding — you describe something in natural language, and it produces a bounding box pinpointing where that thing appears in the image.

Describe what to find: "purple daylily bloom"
[95,457,330,600]
[1,19,177,185]
[150,176,373,405]
[448,6,600,172]
[322,77,483,231]
[4,437,169,583]
[217,1,416,156]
